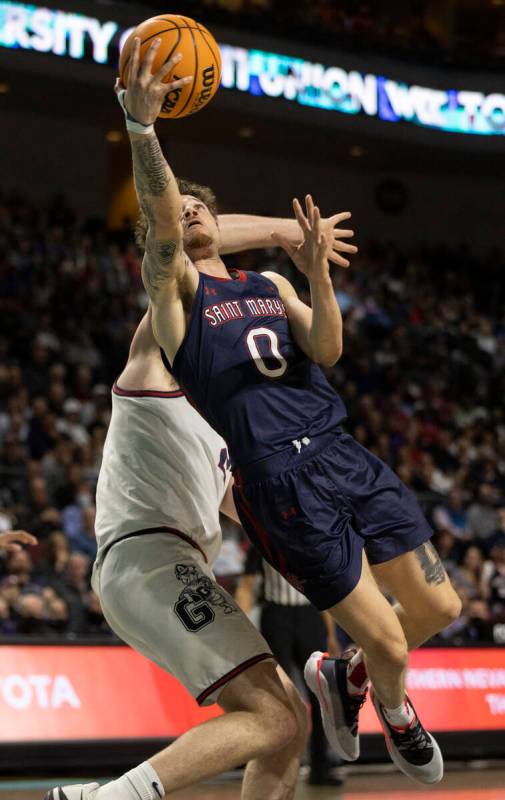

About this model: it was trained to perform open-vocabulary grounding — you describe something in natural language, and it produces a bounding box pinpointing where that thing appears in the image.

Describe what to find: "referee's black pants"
[260,602,330,772]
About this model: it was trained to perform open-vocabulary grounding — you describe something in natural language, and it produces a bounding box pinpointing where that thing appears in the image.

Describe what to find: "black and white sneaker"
[44,783,100,800]
[304,651,367,761]
[371,688,443,784]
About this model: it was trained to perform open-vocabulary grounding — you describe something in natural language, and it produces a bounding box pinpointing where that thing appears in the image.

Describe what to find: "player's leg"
[371,542,462,649]
[305,552,442,784]
[146,659,303,798]
[235,446,442,783]
[48,660,301,800]
[315,435,446,783]
[342,432,460,649]
[46,535,305,800]
[240,664,308,800]
[305,552,407,760]
[325,552,408,709]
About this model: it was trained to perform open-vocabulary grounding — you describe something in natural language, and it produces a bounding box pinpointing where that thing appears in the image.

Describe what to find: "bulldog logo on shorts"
[174,564,237,632]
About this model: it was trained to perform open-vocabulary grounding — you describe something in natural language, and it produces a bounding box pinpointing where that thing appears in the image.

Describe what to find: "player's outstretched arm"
[264,195,345,367]
[116,38,199,360]
[116,38,193,299]
[218,212,357,266]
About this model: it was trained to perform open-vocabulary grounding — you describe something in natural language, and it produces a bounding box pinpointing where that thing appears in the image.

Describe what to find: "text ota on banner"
[0,646,503,741]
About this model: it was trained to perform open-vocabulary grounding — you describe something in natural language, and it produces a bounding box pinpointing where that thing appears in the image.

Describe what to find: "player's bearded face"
[181,196,219,254]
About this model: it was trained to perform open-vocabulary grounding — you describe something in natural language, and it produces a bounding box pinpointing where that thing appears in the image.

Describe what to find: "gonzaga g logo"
[174,563,236,632]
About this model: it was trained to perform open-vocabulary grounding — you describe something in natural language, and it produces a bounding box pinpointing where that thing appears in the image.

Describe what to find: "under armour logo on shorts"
[292,436,311,453]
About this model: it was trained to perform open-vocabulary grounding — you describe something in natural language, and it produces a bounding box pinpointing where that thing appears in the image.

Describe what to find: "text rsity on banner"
[1,1,504,136]
[0,646,503,741]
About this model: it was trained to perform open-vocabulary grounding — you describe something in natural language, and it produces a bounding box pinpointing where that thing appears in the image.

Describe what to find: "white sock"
[98,761,165,800]
[346,649,370,696]
[382,699,416,730]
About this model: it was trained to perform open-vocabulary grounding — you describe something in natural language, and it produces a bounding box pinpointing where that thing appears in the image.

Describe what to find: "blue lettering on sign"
[1,1,504,136]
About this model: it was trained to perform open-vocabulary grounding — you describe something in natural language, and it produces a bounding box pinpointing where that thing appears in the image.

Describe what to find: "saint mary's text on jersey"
[204,296,287,327]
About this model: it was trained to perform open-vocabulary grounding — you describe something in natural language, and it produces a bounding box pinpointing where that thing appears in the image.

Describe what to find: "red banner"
[0,646,503,742]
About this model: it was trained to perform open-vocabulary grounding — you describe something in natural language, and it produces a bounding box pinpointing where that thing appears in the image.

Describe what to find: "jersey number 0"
[246,327,287,378]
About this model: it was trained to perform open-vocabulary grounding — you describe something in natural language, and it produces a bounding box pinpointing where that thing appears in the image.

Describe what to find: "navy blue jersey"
[172,269,347,467]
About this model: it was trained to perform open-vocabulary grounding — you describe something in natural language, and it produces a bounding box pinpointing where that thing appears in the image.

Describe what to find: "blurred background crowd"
[1,190,504,644]
[174,0,505,69]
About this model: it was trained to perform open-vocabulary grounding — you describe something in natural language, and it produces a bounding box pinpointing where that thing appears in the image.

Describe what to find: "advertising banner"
[1,1,505,136]
[0,646,503,742]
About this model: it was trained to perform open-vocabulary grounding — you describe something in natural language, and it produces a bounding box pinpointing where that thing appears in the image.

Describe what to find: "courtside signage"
[1,0,505,136]
[0,646,503,741]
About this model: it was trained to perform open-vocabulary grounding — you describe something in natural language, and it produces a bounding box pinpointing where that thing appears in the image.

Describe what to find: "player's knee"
[255,701,299,753]
[433,591,462,632]
[274,703,300,749]
[287,684,309,752]
[367,632,408,672]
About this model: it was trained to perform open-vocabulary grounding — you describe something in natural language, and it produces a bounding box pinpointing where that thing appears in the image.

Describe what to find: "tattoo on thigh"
[415,542,446,585]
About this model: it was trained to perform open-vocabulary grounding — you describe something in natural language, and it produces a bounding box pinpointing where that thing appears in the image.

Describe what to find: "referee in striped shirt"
[235,547,344,787]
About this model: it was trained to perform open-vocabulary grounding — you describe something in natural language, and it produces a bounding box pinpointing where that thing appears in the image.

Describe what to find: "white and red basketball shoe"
[304,650,367,761]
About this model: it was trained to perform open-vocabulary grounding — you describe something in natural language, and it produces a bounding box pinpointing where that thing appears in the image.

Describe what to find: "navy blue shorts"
[233,429,432,610]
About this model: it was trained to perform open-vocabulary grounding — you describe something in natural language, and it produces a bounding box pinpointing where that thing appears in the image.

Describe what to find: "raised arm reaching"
[116,37,199,361]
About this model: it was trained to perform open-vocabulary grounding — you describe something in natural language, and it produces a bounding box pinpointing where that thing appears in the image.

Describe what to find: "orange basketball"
[119,14,221,119]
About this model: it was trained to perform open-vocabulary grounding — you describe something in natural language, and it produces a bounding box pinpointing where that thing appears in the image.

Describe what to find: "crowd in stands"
[1,191,504,644]
[172,0,505,70]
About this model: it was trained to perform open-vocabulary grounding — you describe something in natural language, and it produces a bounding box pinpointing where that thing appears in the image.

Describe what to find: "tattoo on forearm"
[142,239,180,294]
[415,542,446,585]
[156,240,177,264]
[131,134,171,204]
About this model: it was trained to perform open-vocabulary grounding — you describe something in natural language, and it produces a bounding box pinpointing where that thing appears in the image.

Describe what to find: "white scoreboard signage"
[1,0,504,136]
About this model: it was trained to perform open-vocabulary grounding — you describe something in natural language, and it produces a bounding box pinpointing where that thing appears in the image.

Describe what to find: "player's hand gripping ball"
[119,14,221,119]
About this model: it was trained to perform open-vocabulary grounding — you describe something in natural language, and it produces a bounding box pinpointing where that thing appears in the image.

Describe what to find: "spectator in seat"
[60,552,92,633]
[0,575,22,618]
[451,545,486,601]
[56,398,89,446]
[482,543,505,625]
[433,489,471,540]
[69,506,97,559]
[23,339,51,397]
[482,507,505,555]
[14,591,46,635]
[0,595,16,634]
[44,587,70,635]
[35,530,71,587]
[27,396,52,458]
[1,435,28,506]
[467,483,500,541]
[85,591,113,637]
[3,548,33,588]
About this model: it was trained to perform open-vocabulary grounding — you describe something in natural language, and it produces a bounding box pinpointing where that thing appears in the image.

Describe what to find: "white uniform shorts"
[92,530,273,706]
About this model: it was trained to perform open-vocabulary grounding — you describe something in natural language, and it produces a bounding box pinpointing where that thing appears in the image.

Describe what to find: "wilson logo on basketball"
[191,65,217,114]
[162,75,183,113]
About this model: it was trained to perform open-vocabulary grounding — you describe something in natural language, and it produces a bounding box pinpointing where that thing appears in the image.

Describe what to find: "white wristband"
[117,89,154,135]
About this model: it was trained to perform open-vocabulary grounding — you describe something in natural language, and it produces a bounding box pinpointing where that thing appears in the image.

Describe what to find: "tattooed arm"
[119,37,199,361]
[130,131,187,294]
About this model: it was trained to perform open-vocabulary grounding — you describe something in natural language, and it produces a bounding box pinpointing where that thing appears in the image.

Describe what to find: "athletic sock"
[382,699,416,730]
[346,649,370,696]
[97,761,165,800]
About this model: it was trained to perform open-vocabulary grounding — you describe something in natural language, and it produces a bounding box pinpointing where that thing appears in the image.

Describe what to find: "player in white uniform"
[92,308,273,705]
[46,44,356,800]
[47,313,306,800]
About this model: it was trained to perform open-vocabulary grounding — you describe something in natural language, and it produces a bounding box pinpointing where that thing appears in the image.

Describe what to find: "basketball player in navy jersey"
[118,39,462,785]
